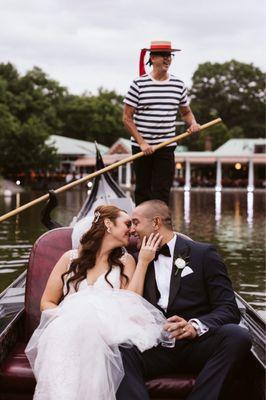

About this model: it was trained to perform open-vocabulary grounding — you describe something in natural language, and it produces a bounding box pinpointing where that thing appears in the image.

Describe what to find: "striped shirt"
[124,74,189,147]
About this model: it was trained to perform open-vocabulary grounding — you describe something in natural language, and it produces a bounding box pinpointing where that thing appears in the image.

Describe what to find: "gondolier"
[123,40,200,205]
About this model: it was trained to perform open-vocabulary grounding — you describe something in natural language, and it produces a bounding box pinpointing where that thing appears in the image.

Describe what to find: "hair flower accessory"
[94,211,101,223]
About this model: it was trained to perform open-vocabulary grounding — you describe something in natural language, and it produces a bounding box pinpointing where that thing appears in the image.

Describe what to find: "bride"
[25,204,167,400]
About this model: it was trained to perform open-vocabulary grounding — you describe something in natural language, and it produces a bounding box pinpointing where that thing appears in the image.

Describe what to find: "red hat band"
[150,43,172,51]
[144,40,181,53]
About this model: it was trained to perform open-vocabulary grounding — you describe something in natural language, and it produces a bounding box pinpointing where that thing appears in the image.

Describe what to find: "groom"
[117,200,251,400]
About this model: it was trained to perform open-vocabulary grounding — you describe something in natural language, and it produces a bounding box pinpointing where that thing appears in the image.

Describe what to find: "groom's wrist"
[189,321,200,337]
[189,319,209,336]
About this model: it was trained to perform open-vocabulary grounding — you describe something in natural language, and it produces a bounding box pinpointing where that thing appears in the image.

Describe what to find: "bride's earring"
[106,226,111,234]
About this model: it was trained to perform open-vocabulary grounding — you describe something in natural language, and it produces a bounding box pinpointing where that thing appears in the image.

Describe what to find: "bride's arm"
[123,256,148,296]
[40,250,72,311]
[123,233,162,296]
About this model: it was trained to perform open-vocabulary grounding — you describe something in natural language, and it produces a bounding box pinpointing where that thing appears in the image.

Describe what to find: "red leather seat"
[0,228,196,400]
[147,374,196,399]
[0,342,34,394]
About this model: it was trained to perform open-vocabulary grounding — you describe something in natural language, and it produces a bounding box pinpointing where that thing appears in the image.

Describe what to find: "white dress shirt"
[154,234,208,336]
[154,235,176,311]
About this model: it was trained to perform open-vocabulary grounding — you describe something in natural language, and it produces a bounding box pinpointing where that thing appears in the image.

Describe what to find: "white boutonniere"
[174,256,188,276]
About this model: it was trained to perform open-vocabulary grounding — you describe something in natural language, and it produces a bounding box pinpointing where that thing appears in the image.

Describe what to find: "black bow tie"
[154,243,171,261]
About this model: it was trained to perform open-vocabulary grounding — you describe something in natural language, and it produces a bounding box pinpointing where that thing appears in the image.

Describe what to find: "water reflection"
[184,191,190,224]
[3,195,12,207]
[16,192,20,209]
[215,191,221,224]
[234,196,241,224]
[247,192,254,227]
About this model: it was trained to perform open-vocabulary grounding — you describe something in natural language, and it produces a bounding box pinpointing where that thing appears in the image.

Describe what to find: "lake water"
[0,189,265,318]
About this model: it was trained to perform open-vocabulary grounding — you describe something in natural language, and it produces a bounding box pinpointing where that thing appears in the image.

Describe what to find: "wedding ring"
[182,327,186,332]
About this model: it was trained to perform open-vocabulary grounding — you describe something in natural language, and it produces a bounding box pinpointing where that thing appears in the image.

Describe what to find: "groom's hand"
[164,315,197,340]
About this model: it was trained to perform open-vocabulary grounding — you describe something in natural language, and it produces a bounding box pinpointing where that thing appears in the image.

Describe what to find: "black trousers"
[132,146,176,206]
[116,324,251,400]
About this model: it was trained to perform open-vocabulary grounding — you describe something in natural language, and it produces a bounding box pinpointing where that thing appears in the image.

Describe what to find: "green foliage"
[59,88,127,146]
[12,116,59,171]
[0,63,61,175]
[190,60,265,140]
[185,122,231,151]
[87,88,128,146]
[0,104,20,170]
[0,62,127,177]
[0,106,58,174]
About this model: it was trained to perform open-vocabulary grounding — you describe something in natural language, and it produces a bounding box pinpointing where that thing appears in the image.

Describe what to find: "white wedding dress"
[25,251,166,400]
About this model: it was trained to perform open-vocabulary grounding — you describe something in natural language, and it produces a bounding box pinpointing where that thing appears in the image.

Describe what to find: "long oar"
[0,117,222,223]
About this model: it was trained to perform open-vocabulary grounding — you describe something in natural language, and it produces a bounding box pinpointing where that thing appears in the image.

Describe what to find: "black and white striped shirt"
[124,74,189,147]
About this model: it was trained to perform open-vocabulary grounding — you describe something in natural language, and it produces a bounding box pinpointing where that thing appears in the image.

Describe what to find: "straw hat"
[143,40,181,52]
[139,41,181,76]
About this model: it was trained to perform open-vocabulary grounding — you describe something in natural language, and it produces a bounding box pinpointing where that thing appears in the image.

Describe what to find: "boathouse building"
[73,138,266,191]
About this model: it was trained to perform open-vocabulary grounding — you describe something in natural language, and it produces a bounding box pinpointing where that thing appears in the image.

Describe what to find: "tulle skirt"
[25,287,166,400]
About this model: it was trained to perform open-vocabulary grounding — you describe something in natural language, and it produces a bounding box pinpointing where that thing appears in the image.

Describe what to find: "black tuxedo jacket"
[143,234,240,332]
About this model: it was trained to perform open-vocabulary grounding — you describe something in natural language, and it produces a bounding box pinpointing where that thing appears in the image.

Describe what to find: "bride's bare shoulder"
[61,249,77,262]
[52,249,77,275]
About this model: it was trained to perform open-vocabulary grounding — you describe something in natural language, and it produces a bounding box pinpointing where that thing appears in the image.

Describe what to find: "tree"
[190,60,265,138]
[0,63,61,176]
[58,94,95,140]
[0,63,129,178]
[12,66,67,132]
[0,108,58,175]
[59,88,128,146]
[184,122,232,151]
[0,103,20,175]
[88,88,128,146]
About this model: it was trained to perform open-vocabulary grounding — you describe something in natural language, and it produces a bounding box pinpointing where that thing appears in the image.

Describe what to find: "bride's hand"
[138,233,162,265]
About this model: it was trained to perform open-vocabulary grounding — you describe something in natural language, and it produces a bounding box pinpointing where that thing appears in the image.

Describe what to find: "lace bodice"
[63,250,122,295]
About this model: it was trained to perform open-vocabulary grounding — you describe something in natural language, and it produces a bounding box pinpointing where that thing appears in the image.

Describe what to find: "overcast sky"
[1,0,265,95]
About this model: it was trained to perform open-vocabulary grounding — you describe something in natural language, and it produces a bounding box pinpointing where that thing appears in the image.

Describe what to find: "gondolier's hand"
[140,140,154,155]
[164,315,197,340]
[139,233,162,264]
[187,123,201,134]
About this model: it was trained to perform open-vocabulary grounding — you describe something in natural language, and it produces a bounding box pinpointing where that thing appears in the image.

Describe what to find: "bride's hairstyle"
[62,205,129,297]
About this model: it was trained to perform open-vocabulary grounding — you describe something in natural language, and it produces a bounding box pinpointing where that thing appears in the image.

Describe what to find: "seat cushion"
[0,342,196,399]
[146,374,196,398]
[0,342,35,394]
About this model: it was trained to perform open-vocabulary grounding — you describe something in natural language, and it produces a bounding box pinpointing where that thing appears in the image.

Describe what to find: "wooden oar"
[0,117,222,223]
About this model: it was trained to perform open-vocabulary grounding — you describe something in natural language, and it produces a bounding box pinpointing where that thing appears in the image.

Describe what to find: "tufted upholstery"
[0,228,196,400]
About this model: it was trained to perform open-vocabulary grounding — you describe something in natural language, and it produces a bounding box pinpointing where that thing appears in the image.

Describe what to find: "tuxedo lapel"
[144,261,160,307]
[167,235,191,311]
